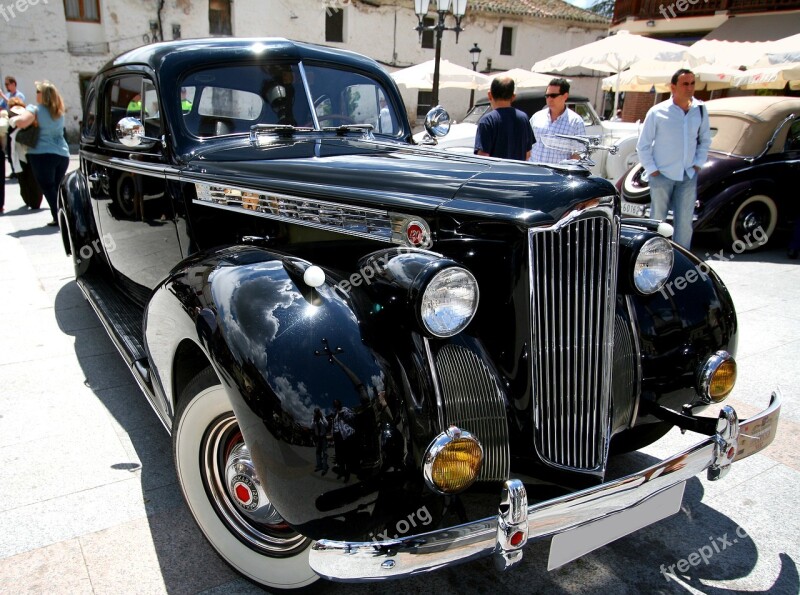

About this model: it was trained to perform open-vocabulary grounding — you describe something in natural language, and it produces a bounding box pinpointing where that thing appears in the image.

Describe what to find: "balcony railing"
[613,0,800,24]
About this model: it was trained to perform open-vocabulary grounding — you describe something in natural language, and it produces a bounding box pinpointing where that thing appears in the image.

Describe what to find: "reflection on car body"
[58,38,780,589]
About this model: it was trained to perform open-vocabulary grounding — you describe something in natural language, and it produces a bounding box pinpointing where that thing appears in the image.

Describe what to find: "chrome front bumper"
[309,392,781,582]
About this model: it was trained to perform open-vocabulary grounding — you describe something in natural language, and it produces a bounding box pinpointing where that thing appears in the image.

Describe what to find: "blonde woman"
[13,80,69,226]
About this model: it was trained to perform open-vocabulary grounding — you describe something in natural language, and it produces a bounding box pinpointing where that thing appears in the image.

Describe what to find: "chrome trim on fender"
[309,392,780,582]
[192,182,432,248]
[624,295,644,428]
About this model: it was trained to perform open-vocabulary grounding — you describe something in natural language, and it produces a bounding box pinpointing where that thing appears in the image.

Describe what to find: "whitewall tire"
[173,368,318,590]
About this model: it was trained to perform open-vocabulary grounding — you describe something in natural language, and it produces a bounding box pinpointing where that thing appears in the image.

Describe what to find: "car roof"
[475,89,590,106]
[706,96,800,156]
[706,96,800,121]
[100,37,384,78]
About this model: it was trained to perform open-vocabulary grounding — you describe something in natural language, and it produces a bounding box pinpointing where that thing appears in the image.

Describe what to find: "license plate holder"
[621,201,647,217]
[547,481,685,570]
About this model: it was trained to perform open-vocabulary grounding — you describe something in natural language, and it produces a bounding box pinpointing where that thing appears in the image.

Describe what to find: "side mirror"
[116,116,145,147]
[424,106,451,138]
[116,116,164,148]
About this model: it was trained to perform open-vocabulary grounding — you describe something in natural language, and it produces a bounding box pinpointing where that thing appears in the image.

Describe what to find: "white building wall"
[1,0,607,139]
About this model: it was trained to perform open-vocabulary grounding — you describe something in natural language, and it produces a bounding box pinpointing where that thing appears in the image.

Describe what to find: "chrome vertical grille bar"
[528,204,618,473]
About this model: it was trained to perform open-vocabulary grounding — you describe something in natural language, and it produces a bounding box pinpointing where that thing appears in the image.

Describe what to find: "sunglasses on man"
[544,92,564,99]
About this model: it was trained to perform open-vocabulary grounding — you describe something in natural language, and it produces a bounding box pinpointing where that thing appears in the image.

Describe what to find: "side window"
[784,118,800,152]
[143,80,162,138]
[571,103,600,127]
[82,88,97,140]
[104,75,159,147]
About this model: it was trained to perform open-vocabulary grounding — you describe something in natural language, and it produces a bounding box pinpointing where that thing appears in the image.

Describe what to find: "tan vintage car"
[619,96,800,249]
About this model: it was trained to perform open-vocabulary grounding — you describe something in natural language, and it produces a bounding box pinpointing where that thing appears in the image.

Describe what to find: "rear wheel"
[173,367,317,589]
[720,194,778,250]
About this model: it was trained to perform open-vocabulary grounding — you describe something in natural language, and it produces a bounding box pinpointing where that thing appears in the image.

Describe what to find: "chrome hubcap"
[202,413,309,556]
[225,443,284,525]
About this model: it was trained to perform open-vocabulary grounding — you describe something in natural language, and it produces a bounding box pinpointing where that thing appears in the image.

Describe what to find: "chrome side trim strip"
[191,182,431,247]
[308,392,781,582]
[81,152,179,178]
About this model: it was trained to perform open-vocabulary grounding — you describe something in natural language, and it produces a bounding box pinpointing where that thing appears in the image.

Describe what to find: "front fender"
[58,169,101,276]
[696,177,778,232]
[626,243,737,419]
[146,245,444,541]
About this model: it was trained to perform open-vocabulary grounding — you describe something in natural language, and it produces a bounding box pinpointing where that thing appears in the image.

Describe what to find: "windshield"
[178,62,403,139]
[462,104,490,124]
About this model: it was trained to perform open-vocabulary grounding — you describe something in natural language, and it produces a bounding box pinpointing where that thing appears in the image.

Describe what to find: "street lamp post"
[468,42,481,109]
[414,0,467,107]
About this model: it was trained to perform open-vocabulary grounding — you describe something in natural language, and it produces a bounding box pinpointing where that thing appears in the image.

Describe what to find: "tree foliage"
[588,0,615,19]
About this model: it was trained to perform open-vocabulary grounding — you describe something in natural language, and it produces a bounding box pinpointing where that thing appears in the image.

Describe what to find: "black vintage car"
[59,38,780,589]
[619,96,800,249]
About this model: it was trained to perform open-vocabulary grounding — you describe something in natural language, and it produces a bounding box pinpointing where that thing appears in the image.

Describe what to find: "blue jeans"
[27,152,69,221]
[649,172,697,249]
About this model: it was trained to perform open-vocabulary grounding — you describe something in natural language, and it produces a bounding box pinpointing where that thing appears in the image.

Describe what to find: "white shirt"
[636,98,711,182]
[529,106,586,164]
[378,107,392,134]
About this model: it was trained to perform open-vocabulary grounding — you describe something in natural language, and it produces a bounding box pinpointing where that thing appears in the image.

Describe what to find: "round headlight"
[698,351,737,404]
[419,267,479,337]
[423,427,483,494]
[633,236,674,294]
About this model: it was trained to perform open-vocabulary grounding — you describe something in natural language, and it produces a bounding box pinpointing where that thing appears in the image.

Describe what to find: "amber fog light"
[697,351,737,403]
[423,427,483,494]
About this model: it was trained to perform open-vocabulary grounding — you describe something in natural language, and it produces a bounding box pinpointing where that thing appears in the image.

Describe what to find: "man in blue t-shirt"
[474,77,533,161]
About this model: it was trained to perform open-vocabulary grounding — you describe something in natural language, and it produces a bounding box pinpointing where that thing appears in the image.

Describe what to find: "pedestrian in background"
[0,76,26,179]
[313,408,329,475]
[0,108,7,213]
[637,68,711,249]
[474,76,534,161]
[12,80,70,227]
[7,97,43,210]
[528,78,586,164]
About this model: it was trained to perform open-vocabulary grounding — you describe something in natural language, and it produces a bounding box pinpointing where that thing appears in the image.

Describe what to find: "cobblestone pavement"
[1,164,798,594]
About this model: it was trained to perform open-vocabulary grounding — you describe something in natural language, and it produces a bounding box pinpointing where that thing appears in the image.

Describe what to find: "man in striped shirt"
[529,78,586,165]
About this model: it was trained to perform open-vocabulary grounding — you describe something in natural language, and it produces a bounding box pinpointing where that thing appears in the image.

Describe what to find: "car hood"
[181,136,615,226]
[412,123,478,150]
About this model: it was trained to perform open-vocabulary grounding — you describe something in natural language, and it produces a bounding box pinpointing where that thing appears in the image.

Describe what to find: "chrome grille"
[436,344,510,482]
[529,208,618,472]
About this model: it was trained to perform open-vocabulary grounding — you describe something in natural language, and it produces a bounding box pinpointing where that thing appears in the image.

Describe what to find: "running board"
[76,272,155,390]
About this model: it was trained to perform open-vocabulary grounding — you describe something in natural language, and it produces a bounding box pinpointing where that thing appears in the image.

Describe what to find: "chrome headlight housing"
[417,266,479,337]
[633,236,673,294]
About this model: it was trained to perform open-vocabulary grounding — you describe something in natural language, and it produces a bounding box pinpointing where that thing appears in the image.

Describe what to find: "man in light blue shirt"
[637,68,711,249]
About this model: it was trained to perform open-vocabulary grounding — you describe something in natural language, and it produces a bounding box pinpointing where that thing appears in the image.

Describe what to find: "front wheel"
[720,194,778,250]
[173,367,318,589]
